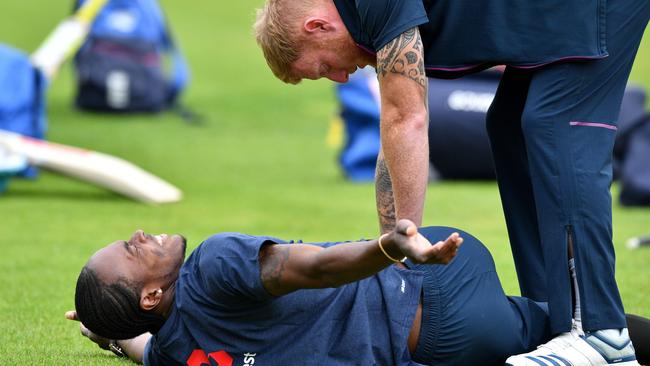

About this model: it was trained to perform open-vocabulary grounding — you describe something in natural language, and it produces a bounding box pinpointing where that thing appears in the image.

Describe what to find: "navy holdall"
[73,0,189,113]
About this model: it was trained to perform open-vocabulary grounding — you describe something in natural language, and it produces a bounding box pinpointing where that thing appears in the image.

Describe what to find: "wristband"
[109,340,128,358]
[378,233,406,263]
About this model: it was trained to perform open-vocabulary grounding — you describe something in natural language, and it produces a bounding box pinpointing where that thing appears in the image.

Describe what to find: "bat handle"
[75,0,110,25]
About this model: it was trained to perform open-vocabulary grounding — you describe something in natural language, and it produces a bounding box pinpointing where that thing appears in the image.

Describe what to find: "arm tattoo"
[259,244,290,294]
[375,156,396,233]
[376,28,427,90]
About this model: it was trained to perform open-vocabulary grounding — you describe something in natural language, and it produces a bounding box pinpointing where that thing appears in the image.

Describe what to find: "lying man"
[68,220,647,365]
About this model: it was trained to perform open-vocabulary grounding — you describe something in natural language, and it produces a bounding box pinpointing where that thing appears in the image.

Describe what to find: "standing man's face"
[291,43,359,83]
[291,22,374,83]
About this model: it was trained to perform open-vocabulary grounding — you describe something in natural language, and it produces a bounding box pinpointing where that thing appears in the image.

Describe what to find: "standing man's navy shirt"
[144,233,424,366]
[333,0,608,78]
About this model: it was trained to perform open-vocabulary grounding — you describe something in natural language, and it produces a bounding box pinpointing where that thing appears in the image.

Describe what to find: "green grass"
[0,1,649,363]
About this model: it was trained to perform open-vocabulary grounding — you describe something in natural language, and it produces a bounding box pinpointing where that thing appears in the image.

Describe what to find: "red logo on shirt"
[186,349,233,366]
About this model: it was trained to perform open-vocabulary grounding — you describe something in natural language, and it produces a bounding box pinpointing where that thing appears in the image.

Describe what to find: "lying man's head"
[74,230,187,339]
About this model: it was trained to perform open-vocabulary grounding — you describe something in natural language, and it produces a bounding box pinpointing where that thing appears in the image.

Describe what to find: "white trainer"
[505,326,639,366]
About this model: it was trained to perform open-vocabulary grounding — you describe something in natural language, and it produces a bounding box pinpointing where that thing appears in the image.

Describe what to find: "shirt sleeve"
[197,233,282,306]
[355,0,429,51]
[143,336,154,366]
[143,335,173,366]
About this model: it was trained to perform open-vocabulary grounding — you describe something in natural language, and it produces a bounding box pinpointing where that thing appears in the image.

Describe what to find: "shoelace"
[536,319,585,353]
[572,318,586,337]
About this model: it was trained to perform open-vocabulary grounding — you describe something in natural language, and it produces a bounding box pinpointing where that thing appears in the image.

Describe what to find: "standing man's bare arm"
[375,27,429,234]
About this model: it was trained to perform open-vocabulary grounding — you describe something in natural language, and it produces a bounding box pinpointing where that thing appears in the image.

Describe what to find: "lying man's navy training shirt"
[333,0,608,78]
[144,233,424,365]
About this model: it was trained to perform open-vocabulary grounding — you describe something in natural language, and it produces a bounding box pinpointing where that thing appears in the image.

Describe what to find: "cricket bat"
[0,129,182,204]
[30,0,109,80]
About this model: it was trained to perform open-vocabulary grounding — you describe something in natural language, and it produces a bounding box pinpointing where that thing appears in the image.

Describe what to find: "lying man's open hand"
[390,219,463,264]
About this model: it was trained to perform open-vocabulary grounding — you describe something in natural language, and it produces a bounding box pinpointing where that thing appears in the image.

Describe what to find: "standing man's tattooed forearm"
[374,27,428,233]
[375,156,396,234]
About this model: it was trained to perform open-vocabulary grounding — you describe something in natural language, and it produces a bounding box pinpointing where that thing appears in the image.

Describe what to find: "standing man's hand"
[387,219,463,264]
[375,27,429,234]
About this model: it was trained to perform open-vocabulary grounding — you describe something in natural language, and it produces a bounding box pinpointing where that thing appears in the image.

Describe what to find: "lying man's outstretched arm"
[259,219,462,296]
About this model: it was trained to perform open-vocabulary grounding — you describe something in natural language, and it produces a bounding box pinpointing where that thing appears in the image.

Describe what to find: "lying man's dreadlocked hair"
[75,266,166,340]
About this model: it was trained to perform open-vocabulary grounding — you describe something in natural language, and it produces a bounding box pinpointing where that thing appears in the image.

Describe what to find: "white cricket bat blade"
[0,129,182,204]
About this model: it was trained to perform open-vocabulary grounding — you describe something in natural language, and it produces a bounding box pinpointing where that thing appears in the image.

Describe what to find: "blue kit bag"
[0,44,47,179]
[73,0,189,113]
[426,71,500,180]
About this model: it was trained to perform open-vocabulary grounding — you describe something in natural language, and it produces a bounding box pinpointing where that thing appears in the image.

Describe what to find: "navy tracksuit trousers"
[485,0,650,334]
[410,226,551,366]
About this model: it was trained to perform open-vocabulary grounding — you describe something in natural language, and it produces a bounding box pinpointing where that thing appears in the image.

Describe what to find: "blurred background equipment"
[0,0,183,202]
[0,129,182,204]
[0,147,28,193]
[334,68,650,206]
[331,67,381,182]
[0,0,108,184]
[425,70,501,180]
[0,44,48,180]
[32,0,109,79]
[72,0,193,118]
[627,235,650,249]
[615,88,650,206]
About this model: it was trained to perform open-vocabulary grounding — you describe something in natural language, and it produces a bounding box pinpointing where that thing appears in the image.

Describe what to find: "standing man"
[254,1,650,365]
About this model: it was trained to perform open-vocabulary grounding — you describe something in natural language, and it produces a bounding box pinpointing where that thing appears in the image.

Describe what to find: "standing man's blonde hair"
[254,0,318,84]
